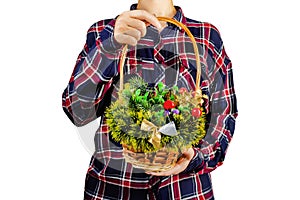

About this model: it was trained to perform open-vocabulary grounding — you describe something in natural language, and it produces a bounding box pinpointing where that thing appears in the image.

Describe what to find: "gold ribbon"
[140,119,161,149]
[140,119,178,149]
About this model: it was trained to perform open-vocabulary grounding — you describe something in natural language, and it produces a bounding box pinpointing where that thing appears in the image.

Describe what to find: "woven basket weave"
[123,146,180,172]
[118,17,202,172]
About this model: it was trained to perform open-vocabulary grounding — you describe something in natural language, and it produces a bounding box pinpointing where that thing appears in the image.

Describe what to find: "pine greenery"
[105,77,206,153]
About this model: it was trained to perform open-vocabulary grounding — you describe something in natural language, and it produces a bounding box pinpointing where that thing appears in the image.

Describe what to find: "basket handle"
[119,17,201,96]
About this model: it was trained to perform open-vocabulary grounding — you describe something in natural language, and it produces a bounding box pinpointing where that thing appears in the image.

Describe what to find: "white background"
[1,0,299,199]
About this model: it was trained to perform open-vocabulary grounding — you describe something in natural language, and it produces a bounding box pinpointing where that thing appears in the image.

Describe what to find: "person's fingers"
[181,148,195,160]
[154,165,182,176]
[114,33,138,46]
[129,10,162,31]
[146,158,189,176]
[114,10,163,45]
[146,164,184,176]
[123,26,142,41]
[114,26,141,45]
[126,18,147,37]
[145,148,195,176]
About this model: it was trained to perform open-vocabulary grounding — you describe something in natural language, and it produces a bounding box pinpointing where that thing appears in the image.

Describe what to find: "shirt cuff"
[99,20,123,54]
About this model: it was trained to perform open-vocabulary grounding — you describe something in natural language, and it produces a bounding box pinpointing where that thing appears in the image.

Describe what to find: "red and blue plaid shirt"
[62,4,238,200]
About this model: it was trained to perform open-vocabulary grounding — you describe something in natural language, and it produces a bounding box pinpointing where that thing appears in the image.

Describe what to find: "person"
[62,0,238,199]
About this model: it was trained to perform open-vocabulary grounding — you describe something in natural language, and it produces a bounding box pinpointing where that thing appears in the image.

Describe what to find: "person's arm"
[144,25,238,177]
[62,11,162,127]
[184,26,238,174]
[62,19,123,127]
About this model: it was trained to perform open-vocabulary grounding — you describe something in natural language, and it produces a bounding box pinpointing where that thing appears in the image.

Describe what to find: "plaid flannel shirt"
[62,4,238,200]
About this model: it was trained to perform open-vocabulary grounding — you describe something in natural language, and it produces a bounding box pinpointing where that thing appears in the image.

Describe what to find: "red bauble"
[179,87,188,94]
[164,100,176,110]
[191,108,202,118]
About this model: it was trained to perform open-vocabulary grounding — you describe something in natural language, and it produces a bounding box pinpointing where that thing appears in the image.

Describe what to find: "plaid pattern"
[62,4,238,200]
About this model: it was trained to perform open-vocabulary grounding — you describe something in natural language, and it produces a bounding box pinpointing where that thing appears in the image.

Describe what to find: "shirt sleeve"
[184,28,238,174]
[62,19,123,127]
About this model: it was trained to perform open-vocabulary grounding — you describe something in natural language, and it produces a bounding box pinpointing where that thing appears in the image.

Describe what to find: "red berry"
[191,108,202,118]
[163,100,176,110]
[179,87,188,94]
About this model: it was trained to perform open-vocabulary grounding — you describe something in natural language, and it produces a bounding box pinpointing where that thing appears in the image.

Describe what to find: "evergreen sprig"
[105,77,206,153]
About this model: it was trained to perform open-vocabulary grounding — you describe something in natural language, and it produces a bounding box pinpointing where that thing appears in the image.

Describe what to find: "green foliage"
[105,77,206,153]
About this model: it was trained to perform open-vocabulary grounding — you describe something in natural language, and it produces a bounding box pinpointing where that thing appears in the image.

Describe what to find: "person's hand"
[146,147,195,176]
[114,10,163,46]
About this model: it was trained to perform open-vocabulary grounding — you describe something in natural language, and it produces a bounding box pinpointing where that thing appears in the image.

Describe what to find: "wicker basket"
[118,17,202,172]
[123,146,180,172]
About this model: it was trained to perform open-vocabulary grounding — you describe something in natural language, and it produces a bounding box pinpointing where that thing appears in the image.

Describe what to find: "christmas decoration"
[191,108,202,118]
[105,77,207,153]
[163,100,176,110]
